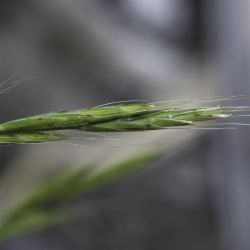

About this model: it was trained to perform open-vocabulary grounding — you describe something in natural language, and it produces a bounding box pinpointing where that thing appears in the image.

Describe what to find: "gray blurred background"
[0,0,250,249]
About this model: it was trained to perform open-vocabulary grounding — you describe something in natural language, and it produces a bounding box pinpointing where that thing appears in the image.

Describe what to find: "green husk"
[0,104,158,133]
[0,133,67,144]
[0,104,233,144]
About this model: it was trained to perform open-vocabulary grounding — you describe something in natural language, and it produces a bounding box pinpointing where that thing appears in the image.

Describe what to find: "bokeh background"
[0,0,250,249]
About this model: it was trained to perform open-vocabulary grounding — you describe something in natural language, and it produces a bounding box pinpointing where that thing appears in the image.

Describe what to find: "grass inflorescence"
[0,101,247,144]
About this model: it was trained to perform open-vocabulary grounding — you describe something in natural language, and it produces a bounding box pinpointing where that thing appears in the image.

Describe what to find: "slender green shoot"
[0,151,160,242]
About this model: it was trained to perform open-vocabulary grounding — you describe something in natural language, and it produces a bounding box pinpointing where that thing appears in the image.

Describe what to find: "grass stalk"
[0,151,160,242]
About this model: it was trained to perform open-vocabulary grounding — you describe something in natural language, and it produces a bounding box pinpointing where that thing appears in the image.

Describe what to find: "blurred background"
[0,0,250,249]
